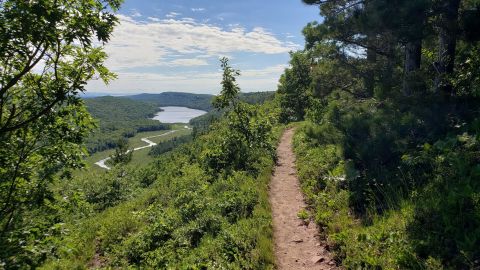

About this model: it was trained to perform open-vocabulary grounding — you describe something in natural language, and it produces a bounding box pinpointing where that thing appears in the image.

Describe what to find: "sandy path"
[269,128,338,270]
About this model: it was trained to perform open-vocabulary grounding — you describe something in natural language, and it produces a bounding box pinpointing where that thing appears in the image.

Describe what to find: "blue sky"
[87,0,322,95]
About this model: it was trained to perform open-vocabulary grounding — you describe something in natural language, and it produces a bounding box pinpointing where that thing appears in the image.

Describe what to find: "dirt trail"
[269,128,338,270]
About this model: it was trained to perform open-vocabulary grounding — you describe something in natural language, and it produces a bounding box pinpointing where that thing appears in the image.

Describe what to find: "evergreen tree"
[111,138,133,165]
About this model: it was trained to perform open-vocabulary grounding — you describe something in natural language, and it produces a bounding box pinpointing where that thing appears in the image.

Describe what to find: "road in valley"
[94,129,183,170]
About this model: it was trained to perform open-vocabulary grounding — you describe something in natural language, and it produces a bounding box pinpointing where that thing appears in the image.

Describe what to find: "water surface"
[152,106,207,123]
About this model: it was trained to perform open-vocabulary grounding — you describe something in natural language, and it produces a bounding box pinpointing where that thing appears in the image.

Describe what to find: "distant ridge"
[127,92,215,111]
[80,92,124,98]
[83,91,276,111]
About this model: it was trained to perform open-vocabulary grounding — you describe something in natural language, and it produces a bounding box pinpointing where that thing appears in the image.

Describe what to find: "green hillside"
[31,60,280,269]
[84,96,160,122]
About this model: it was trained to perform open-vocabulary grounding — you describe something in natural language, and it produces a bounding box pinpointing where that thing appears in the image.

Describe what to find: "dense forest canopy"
[85,97,161,122]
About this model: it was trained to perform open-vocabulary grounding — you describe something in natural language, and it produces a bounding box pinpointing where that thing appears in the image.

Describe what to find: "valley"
[82,101,208,173]
[78,92,271,174]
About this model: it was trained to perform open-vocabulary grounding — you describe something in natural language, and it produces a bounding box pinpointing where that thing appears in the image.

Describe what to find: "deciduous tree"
[0,0,121,253]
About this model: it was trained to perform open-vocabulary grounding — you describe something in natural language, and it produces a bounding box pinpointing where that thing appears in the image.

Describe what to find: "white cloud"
[147,17,161,22]
[240,64,287,77]
[130,9,142,18]
[179,17,195,23]
[165,12,181,18]
[167,58,209,66]
[103,15,299,70]
[191,8,206,12]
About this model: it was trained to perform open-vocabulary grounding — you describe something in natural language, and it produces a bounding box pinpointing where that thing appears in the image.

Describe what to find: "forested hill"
[124,91,275,111]
[127,92,215,111]
[84,96,160,122]
[239,91,275,104]
[83,96,168,153]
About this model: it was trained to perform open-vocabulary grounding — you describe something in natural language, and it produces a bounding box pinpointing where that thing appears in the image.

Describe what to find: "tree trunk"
[434,0,461,96]
[403,40,422,96]
[377,40,395,99]
[364,43,376,97]
[401,0,427,96]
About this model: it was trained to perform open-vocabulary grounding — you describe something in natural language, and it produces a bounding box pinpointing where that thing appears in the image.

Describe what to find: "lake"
[152,106,207,123]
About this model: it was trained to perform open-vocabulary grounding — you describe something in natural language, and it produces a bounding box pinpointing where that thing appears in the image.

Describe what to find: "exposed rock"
[311,256,325,264]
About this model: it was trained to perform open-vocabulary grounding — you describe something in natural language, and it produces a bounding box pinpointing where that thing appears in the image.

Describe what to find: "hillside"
[240,91,275,104]
[127,92,215,111]
[85,96,160,122]
[83,92,275,153]
[125,91,275,113]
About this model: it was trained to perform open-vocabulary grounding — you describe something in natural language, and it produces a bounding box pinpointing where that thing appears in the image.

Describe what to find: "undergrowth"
[292,94,480,269]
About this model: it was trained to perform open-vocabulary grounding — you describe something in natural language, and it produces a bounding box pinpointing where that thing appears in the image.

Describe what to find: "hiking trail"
[269,128,338,270]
